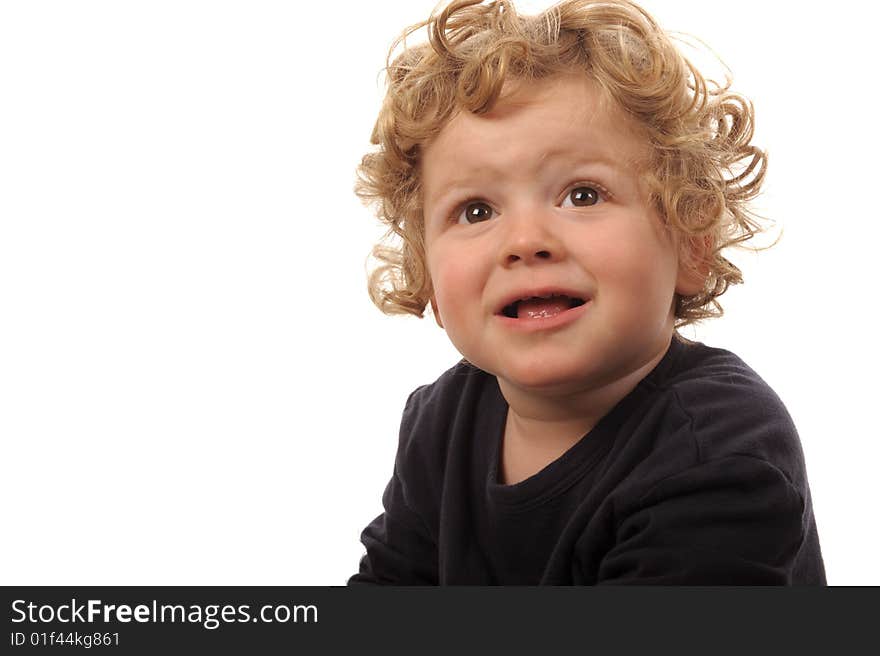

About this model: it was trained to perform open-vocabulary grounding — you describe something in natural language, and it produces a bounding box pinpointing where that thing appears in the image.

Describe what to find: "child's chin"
[497,362,589,393]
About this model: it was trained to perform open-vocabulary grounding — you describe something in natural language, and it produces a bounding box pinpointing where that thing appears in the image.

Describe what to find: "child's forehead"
[473,75,629,129]
[423,74,650,176]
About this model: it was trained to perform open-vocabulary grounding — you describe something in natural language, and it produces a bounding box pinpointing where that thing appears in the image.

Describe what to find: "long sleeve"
[595,455,810,585]
[348,388,439,585]
[348,466,438,585]
[346,340,825,585]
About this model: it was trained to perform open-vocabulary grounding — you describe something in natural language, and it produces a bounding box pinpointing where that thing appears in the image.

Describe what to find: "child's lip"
[494,299,591,332]
[494,287,591,315]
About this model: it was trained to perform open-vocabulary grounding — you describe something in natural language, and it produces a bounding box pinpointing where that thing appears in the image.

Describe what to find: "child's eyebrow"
[425,154,629,207]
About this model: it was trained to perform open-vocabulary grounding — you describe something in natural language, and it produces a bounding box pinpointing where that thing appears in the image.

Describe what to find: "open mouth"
[500,294,588,320]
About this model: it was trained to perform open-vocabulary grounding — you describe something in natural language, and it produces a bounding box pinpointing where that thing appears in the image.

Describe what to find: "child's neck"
[496,337,671,475]
[500,409,595,485]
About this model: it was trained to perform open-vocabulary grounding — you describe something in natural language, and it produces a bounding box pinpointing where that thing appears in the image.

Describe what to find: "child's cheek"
[434,261,477,315]
[580,222,668,281]
[429,243,487,325]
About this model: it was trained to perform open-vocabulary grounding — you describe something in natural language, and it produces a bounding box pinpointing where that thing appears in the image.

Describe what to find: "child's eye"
[456,201,496,224]
[561,185,604,208]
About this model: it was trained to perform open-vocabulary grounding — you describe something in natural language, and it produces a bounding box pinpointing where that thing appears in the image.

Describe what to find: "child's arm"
[348,388,439,585]
[348,465,438,585]
[594,455,818,584]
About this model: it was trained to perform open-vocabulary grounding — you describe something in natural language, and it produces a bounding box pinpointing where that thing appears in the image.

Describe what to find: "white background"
[0,0,875,585]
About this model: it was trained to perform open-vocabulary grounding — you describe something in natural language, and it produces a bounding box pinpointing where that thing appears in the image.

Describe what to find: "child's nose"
[498,209,564,267]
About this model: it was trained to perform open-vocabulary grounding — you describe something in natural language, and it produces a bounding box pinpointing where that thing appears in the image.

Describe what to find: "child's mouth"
[502,295,587,320]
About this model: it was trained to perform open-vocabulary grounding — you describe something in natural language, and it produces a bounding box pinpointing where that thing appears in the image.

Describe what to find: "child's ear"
[675,234,712,297]
[429,295,444,328]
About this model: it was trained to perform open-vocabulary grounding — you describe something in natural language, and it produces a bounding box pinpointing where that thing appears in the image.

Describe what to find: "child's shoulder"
[663,339,790,418]
[656,339,806,485]
[402,359,498,428]
[395,359,502,458]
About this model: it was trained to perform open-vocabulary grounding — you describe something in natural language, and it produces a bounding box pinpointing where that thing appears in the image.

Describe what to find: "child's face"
[422,74,701,394]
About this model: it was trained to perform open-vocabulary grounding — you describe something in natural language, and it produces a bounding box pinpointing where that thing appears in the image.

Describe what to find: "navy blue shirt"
[349,335,826,585]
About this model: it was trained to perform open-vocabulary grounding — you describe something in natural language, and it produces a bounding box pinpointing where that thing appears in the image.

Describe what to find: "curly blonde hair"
[356,0,772,330]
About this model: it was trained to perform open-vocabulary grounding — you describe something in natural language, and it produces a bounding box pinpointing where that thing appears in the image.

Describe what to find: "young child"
[349,0,825,585]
